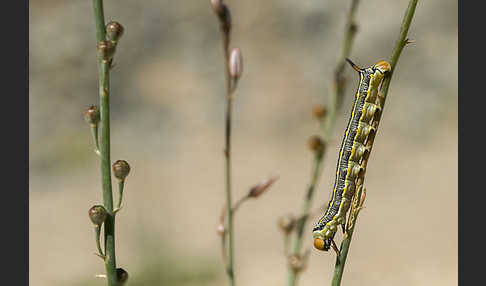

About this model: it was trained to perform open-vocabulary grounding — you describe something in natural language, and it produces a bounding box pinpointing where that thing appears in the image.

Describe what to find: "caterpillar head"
[373,60,391,74]
[312,230,331,251]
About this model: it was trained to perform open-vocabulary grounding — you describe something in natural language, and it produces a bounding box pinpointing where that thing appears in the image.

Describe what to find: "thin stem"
[287,1,361,285]
[116,179,125,211]
[90,124,101,155]
[92,1,117,285]
[94,225,105,258]
[330,1,418,285]
[288,152,323,286]
[221,24,236,286]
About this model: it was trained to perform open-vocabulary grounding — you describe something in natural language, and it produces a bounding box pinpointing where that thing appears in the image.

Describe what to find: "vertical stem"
[287,1,360,285]
[222,27,236,286]
[92,1,117,285]
[330,1,418,285]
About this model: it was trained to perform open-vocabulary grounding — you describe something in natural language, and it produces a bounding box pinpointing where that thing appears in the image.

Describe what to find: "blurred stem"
[287,1,360,286]
[330,1,418,285]
[221,24,236,286]
[92,1,117,285]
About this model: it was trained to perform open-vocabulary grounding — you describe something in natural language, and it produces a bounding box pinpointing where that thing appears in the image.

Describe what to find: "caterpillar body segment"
[313,59,391,251]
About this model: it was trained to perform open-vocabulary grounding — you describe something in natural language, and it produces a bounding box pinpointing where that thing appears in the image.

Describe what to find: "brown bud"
[112,160,130,180]
[89,205,107,226]
[229,48,243,80]
[106,21,124,43]
[308,135,324,153]
[211,0,224,14]
[278,214,295,234]
[248,176,278,198]
[216,223,225,236]
[116,268,129,285]
[84,105,100,126]
[288,251,309,273]
[218,4,231,34]
[312,104,327,119]
[97,40,116,63]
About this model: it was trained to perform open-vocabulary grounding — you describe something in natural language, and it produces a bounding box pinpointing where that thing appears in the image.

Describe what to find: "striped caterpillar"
[312,59,391,251]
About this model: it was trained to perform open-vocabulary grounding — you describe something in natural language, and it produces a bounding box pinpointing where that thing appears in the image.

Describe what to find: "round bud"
[288,254,305,273]
[312,104,327,119]
[308,135,324,153]
[211,0,224,15]
[84,105,100,126]
[106,21,125,43]
[112,160,130,180]
[116,268,129,284]
[278,214,295,235]
[89,205,107,226]
[229,48,243,79]
[97,40,116,63]
[216,224,225,236]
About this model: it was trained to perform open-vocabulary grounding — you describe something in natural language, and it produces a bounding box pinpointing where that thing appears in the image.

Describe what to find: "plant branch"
[330,1,418,285]
[287,1,361,285]
[92,1,117,285]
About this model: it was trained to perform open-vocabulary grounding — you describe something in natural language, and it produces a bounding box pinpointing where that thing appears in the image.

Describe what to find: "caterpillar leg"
[331,239,340,257]
[361,103,381,123]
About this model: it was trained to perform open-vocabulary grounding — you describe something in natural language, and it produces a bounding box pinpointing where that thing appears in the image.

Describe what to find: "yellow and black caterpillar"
[312,59,391,251]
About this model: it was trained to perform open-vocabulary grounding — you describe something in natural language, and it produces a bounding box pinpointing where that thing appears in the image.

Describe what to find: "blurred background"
[29,0,457,285]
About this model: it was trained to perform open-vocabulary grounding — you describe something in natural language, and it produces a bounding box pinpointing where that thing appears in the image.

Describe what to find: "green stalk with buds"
[85,1,130,285]
[330,1,418,285]
[281,1,362,285]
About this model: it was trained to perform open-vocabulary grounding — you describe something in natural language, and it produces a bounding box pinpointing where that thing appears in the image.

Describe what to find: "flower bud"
[248,176,278,198]
[116,268,129,284]
[308,135,324,153]
[312,104,327,119]
[112,160,130,180]
[89,205,107,226]
[211,0,224,15]
[216,223,225,236]
[288,253,308,273]
[229,48,243,79]
[278,214,295,235]
[106,21,124,43]
[84,105,100,126]
[97,40,116,63]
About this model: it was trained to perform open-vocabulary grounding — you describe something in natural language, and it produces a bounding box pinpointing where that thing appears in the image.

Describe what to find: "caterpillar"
[312,59,391,251]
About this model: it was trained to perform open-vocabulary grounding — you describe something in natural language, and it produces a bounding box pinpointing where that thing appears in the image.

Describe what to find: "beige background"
[30,0,457,285]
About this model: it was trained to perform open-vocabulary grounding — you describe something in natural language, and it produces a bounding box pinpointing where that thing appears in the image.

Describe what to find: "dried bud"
[84,105,100,126]
[112,160,130,180]
[106,21,124,43]
[218,5,231,34]
[211,0,224,15]
[248,176,278,198]
[216,223,225,236]
[97,40,116,63]
[312,104,327,119]
[308,135,324,153]
[89,205,107,226]
[278,214,295,234]
[288,252,309,273]
[116,268,129,285]
[229,48,243,79]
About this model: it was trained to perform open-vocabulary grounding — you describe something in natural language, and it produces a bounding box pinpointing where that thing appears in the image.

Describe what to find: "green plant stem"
[116,179,125,210]
[92,1,117,285]
[287,152,323,286]
[90,124,101,155]
[330,1,418,285]
[94,225,105,257]
[221,26,236,286]
[287,1,360,286]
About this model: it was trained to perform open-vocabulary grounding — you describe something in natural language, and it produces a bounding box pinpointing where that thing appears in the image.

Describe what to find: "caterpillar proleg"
[312,59,391,251]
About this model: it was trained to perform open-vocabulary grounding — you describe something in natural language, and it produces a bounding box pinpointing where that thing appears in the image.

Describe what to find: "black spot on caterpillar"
[312,59,391,251]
